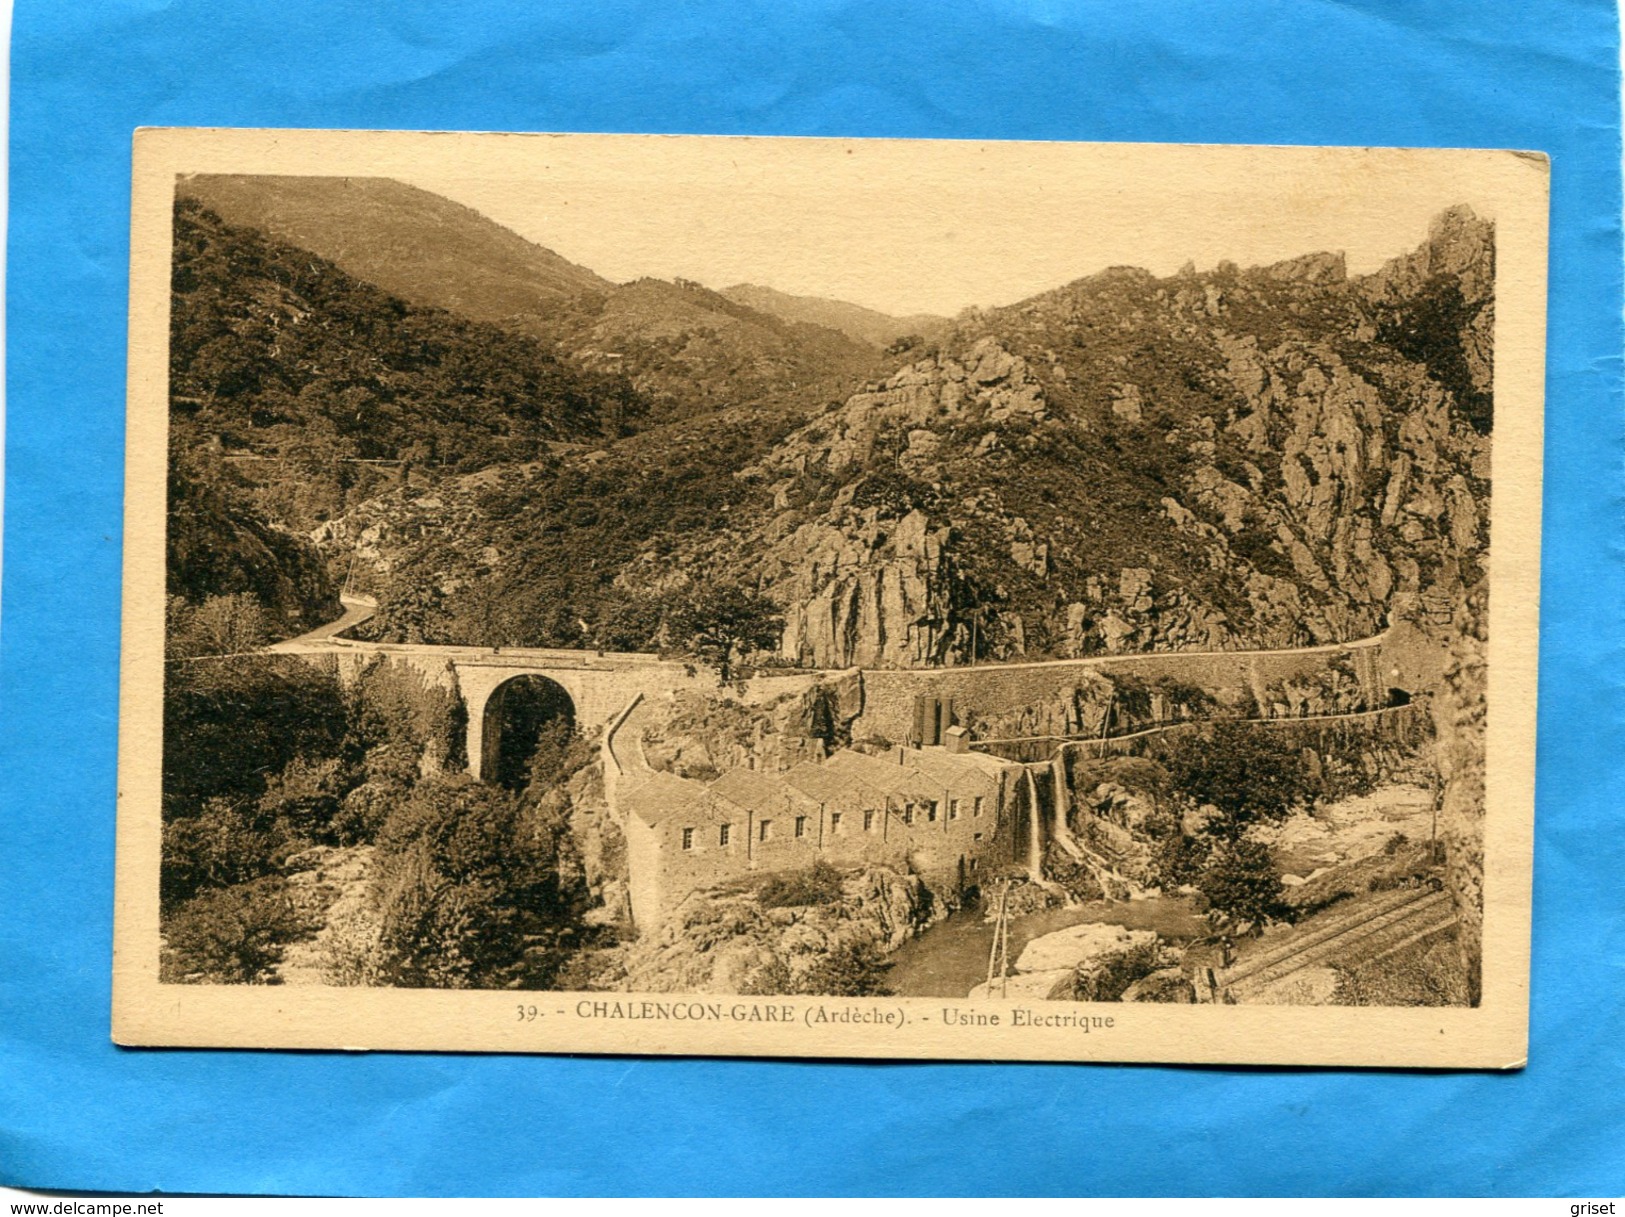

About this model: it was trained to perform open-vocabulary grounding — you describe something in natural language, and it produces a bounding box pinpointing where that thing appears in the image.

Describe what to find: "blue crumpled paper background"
[2,0,1622,1197]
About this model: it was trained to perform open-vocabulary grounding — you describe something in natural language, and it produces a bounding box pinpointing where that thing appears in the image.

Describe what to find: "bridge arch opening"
[481,675,577,790]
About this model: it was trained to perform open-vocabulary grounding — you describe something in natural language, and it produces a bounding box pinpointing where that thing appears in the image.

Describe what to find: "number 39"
[517,1005,541,1022]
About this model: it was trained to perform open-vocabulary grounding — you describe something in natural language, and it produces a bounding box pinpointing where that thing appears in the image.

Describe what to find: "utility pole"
[985,880,1012,997]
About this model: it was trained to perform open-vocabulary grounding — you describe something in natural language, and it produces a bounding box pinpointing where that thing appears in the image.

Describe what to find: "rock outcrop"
[676,207,1496,671]
[968,922,1175,1001]
[344,206,1494,685]
[767,508,961,669]
[607,865,939,995]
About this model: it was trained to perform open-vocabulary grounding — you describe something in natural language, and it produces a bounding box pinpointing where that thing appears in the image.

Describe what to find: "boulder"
[1015,923,1158,974]
[1121,967,1195,1003]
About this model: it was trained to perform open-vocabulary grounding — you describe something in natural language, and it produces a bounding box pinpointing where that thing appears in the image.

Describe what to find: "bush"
[742,938,894,997]
[1162,723,1315,837]
[258,755,350,846]
[368,776,584,988]
[160,797,280,910]
[348,655,465,776]
[1149,831,1209,891]
[163,655,348,815]
[757,861,845,909]
[167,592,272,658]
[1197,838,1285,924]
[797,939,894,997]
[331,778,410,846]
[161,877,307,983]
[1074,941,1163,1002]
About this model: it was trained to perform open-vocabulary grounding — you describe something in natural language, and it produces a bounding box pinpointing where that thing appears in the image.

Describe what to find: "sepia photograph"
[112,130,1547,1064]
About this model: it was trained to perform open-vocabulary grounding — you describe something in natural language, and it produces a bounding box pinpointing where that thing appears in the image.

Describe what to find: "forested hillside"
[178,175,614,321]
[169,198,639,520]
[165,197,652,639]
[178,176,885,431]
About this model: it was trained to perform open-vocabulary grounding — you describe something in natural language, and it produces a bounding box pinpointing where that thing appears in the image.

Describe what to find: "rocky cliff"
[647,207,1495,670]
[339,207,1493,683]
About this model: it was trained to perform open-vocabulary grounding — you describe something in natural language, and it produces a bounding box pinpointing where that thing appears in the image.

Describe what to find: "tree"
[1162,723,1315,837]
[161,877,306,984]
[168,592,272,658]
[369,775,583,988]
[1197,838,1284,925]
[666,581,783,681]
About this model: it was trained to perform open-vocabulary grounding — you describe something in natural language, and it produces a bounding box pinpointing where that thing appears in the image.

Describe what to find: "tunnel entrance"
[481,675,577,790]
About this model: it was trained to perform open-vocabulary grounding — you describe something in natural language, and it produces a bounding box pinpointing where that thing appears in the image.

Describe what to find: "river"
[884,894,1210,998]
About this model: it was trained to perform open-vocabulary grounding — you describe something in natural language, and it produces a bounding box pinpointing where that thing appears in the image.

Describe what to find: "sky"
[400,139,1509,318]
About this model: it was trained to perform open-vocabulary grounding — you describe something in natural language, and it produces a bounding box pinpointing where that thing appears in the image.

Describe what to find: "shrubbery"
[160,877,310,984]
[368,776,581,988]
[1074,941,1164,1002]
[797,938,895,997]
[743,936,894,997]
[757,860,845,908]
[1196,839,1284,925]
[160,646,592,987]
[1160,723,1315,834]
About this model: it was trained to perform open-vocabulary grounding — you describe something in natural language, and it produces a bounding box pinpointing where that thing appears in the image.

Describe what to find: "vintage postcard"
[113,129,1546,1066]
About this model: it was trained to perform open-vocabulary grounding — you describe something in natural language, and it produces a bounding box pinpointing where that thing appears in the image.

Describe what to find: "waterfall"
[1022,767,1045,879]
[1048,745,1144,902]
[1049,754,1085,862]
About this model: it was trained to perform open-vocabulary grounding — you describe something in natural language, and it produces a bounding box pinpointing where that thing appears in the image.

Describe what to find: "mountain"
[350,207,1494,671]
[1358,204,1494,434]
[177,175,613,322]
[559,277,882,423]
[721,283,949,349]
[180,175,883,429]
[167,198,639,538]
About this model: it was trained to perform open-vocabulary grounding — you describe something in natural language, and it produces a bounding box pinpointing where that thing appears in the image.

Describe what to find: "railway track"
[1220,884,1457,1001]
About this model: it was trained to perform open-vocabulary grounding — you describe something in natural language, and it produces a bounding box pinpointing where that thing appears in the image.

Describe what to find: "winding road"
[267,592,378,652]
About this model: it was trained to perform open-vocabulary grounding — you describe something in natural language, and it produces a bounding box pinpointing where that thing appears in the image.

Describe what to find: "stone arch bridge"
[271,599,707,780]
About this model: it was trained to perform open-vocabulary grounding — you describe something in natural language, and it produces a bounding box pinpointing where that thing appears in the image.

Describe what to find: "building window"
[794,815,808,839]
[902,805,915,826]
[759,820,772,842]
[830,812,842,834]
[949,799,961,821]
[973,796,984,817]
[719,823,731,847]
[863,810,875,832]
[681,827,695,851]
[927,800,940,822]
[973,832,984,842]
